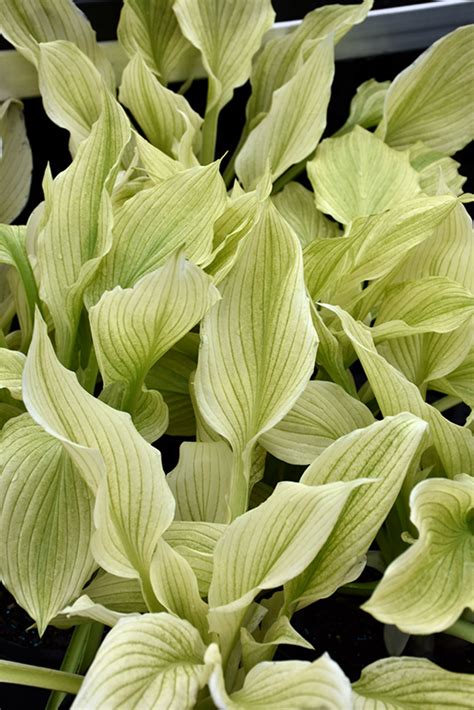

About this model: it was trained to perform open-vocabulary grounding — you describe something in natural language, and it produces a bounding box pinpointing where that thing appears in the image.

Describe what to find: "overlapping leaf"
[0,347,25,399]
[272,182,340,247]
[0,99,32,224]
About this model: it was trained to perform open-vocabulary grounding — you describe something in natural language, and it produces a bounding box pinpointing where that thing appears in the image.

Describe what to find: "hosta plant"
[0,0,473,707]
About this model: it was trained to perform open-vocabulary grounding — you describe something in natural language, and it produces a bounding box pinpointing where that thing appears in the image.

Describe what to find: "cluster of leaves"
[0,0,473,707]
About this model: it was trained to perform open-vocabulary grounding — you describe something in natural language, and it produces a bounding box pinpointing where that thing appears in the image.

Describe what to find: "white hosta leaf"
[284,414,427,611]
[119,54,202,160]
[208,478,367,615]
[195,201,317,473]
[236,36,334,189]
[0,415,95,634]
[54,595,136,628]
[163,520,225,595]
[0,348,25,399]
[241,616,313,672]
[22,314,175,581]
[87,162,227,303]
[135,132,183,183]
[308,126,420,224]
[372,277,474,341]
[38,91,130,365]
[430,347,474,408]
[207,645,352,710]
[150,539,208,637]
[118,0,197,85]
[83,571,147,614]
[90,252,219,416]
[168,441,233,523]
[174,0,275,113]
[260,381,374,465]
[363,476,474,633]
[72,614,211,709]
[0,0,114,87]
[100,383,169,443]
[376,26,474,154]
[246,0,372,128]
[272,183,340,247]
[37,41,103,150]
[0,99,32,223]
[335,78,390,136]
[328,305,474,478]
[352,657,474,709]
[394,198,473,291]
[410,141,466,196]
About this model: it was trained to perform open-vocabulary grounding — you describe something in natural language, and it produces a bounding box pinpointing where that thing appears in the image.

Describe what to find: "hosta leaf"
[308,126,420,224]
[259,381,374,465]
[117,0,197,85]
[410,141,466,196]
[174,0,275,114]
[352,657,474,709]
[195,201,317,512]
[207,646,352,709]
[430,347,474,408]
[328,305,474,478]
[0,99,32,224]
[246,0,372,129]
[335,78,390,136]
[72,614,211,709]
[119,54,202,160]
[236,36,334,189]
[376,26,474,154]
[99,383,169,443]
[37,41,103,150]
[22,314,175,582]
[83,571,147,614]
[87,162,227,303]
[0,347,25,399]
[363,476,474,633]
[372,277,474,341]
[150,539,208,637]
[167,441,233,523]
[241,616,313,672]
[272,182,340,247]
[208,478,367,613]
[0,0,114,87]
[90,252,219,422]
[38,91,130,365]
[54,595,137,628]
[134,131,183,183]
[284,414,427,611]
[0,415,95,634]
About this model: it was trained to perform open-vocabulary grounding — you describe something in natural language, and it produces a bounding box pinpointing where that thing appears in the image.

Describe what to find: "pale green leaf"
[241,616,312,673]
[430,347,474,408]
[83,571,147,614]
[245,0,372,129]
[352,657,474,709]
[207,645,352,709]
[87,162,227,304]
[90,252,219,420]
[208,478,367,615]
[363,476,474,633]
[119,54,202,161]
[100,383,169,443]
[272,182,340,247]
[167,441,233,523]
[0,99,32,223]
[134,131,183,183]
[260,380,374,465]
[334,78,390,136]
[0,415,95,634]
[372,277,474,341]
[117,0,197,85]
[37,41,103,150]
[72,613,211,709]
[308,126,421,224]
[310,303,357,395]
[22,314,175,582]
[150,539,208,637]
[0,347,25,399]
[174,0,275,113]
[409,141,466,196]
[54,595,137,629]
[327,305,474,478]
[163,519,225,596]
[195,200,317,507]
[284,414,427,611]
[236,36,334,189]
[0,0,114,87]
[376,26,474,154]
[38,91,131,365]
